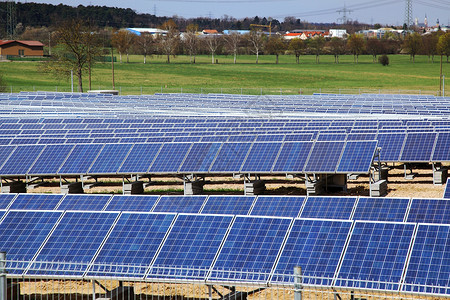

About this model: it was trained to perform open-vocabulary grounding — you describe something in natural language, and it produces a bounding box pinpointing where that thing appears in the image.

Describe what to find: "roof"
[202,29,219,34]
[0,40,44,47]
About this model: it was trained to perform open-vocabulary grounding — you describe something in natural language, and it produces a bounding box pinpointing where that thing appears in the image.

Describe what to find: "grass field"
[1,54,448,95]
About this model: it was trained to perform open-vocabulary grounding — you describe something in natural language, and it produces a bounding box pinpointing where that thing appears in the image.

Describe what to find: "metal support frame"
[0,252,6,300]
[294,266,303,300]
[25,176,45,190]
[404,163,417,180]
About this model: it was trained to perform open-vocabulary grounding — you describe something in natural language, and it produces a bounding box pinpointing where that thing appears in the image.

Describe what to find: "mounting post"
[294,266,302,300]
[0,252,6,300]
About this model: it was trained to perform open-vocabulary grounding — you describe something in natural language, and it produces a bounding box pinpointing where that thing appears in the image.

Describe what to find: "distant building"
[283,30,328,40]
[126,28,167,36]
[328,29,347,38]
[202,29,220,35]
[0,40,44,58]
[223,30,250,35]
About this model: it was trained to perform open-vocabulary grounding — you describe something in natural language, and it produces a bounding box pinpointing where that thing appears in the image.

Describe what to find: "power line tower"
[404,0,413,29]
[6,0,17,39]
[337,4,353,24]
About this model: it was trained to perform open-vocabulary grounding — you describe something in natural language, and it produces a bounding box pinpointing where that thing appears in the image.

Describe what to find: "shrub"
[379,54,389,66]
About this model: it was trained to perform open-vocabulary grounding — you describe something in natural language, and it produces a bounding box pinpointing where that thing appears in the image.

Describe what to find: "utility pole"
[111,47,115,90]
[6,0,17,39]
[404,0,413,29]
[337,4,353,24]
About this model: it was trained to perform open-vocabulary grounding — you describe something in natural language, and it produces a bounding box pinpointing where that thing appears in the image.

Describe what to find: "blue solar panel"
[250,196,305,218]
[88,143,133,174]
[88,212,176,277]
[118,143,162,174]
[271,219,352,285]
[57,194,112,211]
[58,144,104,174]
[210,216,291,282]
[304,142,345,173]
[444,178,450,198]
[179,143,221,173]
[317,133,347,141]
[353,197,409,222]
[300,197,356,220]
[0,210,63,270]
[402,224,450,295]
[104,195,159,212]
[210,143,252,172]
[432,132,450,161]
[149,143,192,173]
[407,199,450,224]
[28,144,74,175]
[0,194,16,209]
[283,133,314,142]
[400,133,436,162]
[201,196,255,215]
[0,145,44,175]
[272,142,313,173]
[240,142,282,173]
[10,194,64,210]
[149,214,233,279]
[346,133,377,141]
[336,141,377,173]
[28,211,119,276]
[335,221,416,291]
[152,195,207,213]
[377,133,405,161]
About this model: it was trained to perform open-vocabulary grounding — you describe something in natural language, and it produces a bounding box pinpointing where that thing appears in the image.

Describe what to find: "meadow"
[0,54,447,95]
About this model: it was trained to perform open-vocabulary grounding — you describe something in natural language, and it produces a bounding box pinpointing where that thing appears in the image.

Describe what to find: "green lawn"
[1,54,447,95]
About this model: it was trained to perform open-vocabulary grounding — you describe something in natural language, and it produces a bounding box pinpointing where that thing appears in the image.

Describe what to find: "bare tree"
[111,30,135,63]
[246,30,266,64]
[366,38,384,63]
[347,34,366,63]
[328,37,346,64]
[308,36,325,64]
[134,32,154,64]
[224,32,242,64]
[288,38,305,64]
[403,32,423,63]
[265,36,286,64]
[203,34,222,64]
[184,23,199,64]
[422,34,438,63]
[157,20,180,64]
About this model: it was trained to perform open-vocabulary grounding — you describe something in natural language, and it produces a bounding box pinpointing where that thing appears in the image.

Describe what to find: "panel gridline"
[28,144,74,175]
[407,199,450,224]
[250,196,305,218]
[88,143,133,174]
[179,143,221,173]
[201,196,255,215]
[335,222,416,291]
[28,212,119,276]
[149,214,233,279]
[88,213,176,277]
[0,194,16,209]
[0,145,44,175]
[152,196,207,213]
[400,133,436,161]
[118,143,162,174]
[336,141,377,173]
[300,197,356,220]
[304,142,345,173]
[210,216,291,282]
[353,198,409,222]
[402,224,450,295]
[432,132,450,161]
[57,194,112,211]
[272,219,352,285]
[240,142,282,172]
[104,195,159,212]
[272,142,313,173]
[210,143,252,172]
[377,133,406,161]
[58,144,104,174]
[10,194,65,210]
[149,143,192,173]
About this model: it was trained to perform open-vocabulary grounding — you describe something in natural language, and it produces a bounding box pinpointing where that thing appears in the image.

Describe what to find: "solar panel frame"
[56,194,112,211]
[304,141,345,174]
[9,194,65,210]
[300,196,357,220]
[353,197,410,222]
[209,142,253,173]
[336,141,377,174]
[148,143,193,174]
[0,194,17,210]
[57,144,104,175]
[152,195,208,214]
[406,198,450,224]
[117,143,163,174]
[250,196,305,218]
[87,143,133,175]
[0,145,45,176]
[240,142,282,173]
[271,142,313,174]
[178,142,222,173]
[104,195,160,212]
[27,144,74,176]
[400,133,437,162]
[200,195,256,215]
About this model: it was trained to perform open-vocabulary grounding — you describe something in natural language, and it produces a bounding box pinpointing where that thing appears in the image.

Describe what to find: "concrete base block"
[326,174,348,193]
[123,181,144,195]
[373,167,389,182]
[433,168,448,185]
[305,180,323,196]
[370,180,388,197]
[185,181,204,195]
[1,181,27,193]
[244,180,266,195]
[61,182,84,194]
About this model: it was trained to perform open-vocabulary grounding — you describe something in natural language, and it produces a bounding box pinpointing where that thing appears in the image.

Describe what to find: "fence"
[1,258,448,300]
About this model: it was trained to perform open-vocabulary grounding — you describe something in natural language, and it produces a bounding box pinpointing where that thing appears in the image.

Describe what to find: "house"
[202,29,220,35]
[126,28,167,36]
[0,40,44,58]
[283,30,329,40]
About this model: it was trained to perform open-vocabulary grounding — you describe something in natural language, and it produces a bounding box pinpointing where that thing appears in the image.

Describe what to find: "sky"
[29,0,450,26]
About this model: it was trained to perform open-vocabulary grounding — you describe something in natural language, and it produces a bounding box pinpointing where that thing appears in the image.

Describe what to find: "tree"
[422,34,439,63]
[437,32,450,62]
[134,32,154,64]
[307,36,325,64]
[328,37,346,64]
[184,23,199,64]
[246,29,266,64]
[265,36,286,64]
[111,30,135,63]
[403,32,423,63]
[347,34,365,63]
[224,32,242,64]
[288,38,304,64]
[366,38,384,63]
[157,19,180,63]
[203,34,222,64]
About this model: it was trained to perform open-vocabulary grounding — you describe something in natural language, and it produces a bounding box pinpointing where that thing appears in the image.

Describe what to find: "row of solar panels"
[0,140,377,176]
[1,209,448,295]
[1,193,448,224]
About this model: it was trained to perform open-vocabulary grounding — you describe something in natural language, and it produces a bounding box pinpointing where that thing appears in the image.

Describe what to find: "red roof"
[0,40,44,47]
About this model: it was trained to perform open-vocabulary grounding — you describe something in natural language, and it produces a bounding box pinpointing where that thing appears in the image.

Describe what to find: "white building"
[126,28,167,36]
[329,29,347,38]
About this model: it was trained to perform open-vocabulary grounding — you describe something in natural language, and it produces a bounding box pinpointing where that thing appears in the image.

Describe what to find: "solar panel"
[400,133,436,162]
[152,195,207,213]
[377,133,405,161]
[431,132,450,161]
[250,196,305,218]
[149,143,192,173]
[300,196,356,220]
[353,197,409,222]
[336,141,377,173]
[0,194,16,209]
[210,143,252,173]
[87,212,176,278]
[28,211,119,276]
[9,194,64,210]
[28,144,74,175]
[179,143,221,173]
[272,142,313,173]
[335,221,416,291]
[444,178,450,198]
[407,198,450,224]
[201,196,255,215]
[0,145,44,175]
[104,195,159,212]
[402,224,450,295]
[118,143,162,174]
[58,144,104,174]
[57,194,112,211]
[240,142,282,173]
[271,219,352,285]
[148,214,233,280]
[304,142,345,173]
[88,143,133,174]
[209,216,291,282]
